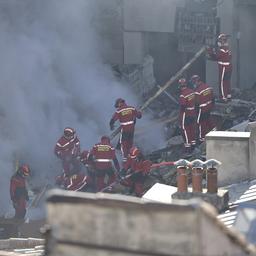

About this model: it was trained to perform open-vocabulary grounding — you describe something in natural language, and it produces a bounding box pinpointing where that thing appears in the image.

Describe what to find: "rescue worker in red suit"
[10,165,30,219]
[109,98,142,164]
[89,136,120,192]
[207,33,232,102]
[122,146,152,197]
[56,172,91,192]
[55,150,93,192]
[179,78,196,154]
[191,75,215,143]
[80,150,95,191]
[54,127,81,177]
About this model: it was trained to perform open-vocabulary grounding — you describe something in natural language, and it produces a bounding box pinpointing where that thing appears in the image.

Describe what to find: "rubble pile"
[136,87,256,190]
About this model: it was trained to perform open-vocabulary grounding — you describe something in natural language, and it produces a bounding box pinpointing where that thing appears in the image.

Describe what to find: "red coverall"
[55,150,93,192]
[110,104,142,163]
[207,46,232,101]
[179,87,196,151]
[89,139,120,191]
[80,150,96,191]
[10,173,29,219]
[195,82,215,142]
[123,155,151,197]
[56,173,91,192]
[54,135,81,176]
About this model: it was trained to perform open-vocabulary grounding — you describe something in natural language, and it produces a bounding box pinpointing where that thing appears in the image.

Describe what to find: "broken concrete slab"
[142,183,177,203]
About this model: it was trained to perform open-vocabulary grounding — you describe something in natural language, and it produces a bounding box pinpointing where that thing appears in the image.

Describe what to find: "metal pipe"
[192,167,203,192]
[156,85,179,105]
[207,167,218,193]
[177,167,188,192]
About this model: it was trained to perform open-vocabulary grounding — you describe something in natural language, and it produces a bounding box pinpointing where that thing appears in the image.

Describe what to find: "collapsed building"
[1,0,256,255]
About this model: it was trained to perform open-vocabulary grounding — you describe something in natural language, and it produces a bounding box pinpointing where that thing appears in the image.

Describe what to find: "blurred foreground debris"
[0,238,44,256]
[43,190,256,256]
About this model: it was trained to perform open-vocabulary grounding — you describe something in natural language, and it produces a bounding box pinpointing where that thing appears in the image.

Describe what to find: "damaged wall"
[92,0,185,85]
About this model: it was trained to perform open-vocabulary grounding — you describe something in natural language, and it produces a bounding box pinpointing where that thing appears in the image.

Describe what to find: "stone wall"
[45,190,252,256]
[206,131,251,186]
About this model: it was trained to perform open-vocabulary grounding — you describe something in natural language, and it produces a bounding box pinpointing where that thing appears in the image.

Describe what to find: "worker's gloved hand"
[142,160,152,175]
[206,46,213,52]
[12,201,18,209]
[118,169,126,179]
[126,168,133,176]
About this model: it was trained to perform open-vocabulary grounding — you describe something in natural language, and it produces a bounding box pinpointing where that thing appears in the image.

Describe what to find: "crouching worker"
[10,164,30,219]
[122,146,152,197]
[55,171,92,192]
[55,149,95,192]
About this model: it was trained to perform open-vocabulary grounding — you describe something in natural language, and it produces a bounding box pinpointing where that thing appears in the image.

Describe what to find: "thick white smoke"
[0,0,165,215]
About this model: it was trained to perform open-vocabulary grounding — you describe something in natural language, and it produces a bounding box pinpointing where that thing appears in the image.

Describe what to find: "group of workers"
[10,98,145,219]
[178,75,215,154]
[179,33,232,153]
[9,33,232,219]
[54,97,150,198]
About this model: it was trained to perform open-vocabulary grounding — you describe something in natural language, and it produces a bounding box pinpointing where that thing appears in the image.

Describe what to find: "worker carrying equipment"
[54,127,81,176]
[121,146,152,197]
[192,75,215,143]
[178,78,196,154]
[207,33,232,102]
[109,98,142,165]
[88,135,120,192]
[10,164,30,219]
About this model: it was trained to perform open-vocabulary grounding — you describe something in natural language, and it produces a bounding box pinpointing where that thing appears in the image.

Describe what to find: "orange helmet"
[64,127,75,140]
[130,146,140,159]
[18,164,30,177]
[114,98,125,108]
[178,78,187,87]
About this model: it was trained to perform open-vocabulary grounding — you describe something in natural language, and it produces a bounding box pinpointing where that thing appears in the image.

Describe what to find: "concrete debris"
[146,97,256,166]
[112,55,156,97]
[0,238,44,251]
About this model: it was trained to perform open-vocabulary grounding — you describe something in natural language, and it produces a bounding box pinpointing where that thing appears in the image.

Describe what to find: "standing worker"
[207,33,232,102]
[191,75,215,143]
[178,78,196,155]
[10,164,30,219]
[109,98,142,165]
[89,136,120,192]
[54,127,81,177]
